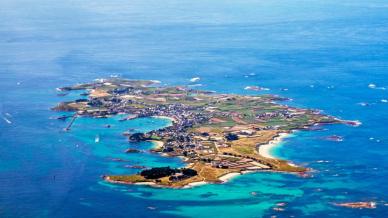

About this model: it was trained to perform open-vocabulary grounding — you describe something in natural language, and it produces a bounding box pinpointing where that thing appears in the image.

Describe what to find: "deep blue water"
[1,0,388,217]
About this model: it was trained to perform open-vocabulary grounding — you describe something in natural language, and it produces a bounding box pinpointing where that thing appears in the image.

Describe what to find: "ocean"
[0,0,387,217]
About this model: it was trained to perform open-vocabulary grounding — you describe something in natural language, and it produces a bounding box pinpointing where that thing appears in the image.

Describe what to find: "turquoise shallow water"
[1,0,388,217]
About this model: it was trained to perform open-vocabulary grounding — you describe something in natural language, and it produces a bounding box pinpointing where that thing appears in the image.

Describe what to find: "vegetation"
[225,133,239,141]
[140,167,177,179]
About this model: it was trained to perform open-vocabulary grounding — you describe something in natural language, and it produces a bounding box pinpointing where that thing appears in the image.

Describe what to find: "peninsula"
[53,78,354,188]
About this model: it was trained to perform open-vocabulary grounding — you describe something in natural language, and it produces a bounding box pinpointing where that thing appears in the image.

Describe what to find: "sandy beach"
[258,133,290,159]
[152,115,177,123]
[149,140,164,149]
[218,172,241,183]
[184,173,241,188]
[183,181,208,189]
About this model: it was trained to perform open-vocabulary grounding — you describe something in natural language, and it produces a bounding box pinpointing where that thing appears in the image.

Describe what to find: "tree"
[225,133,239,141]
[140,167,176,179]
[129,133,146,142]
[181,168,198,177]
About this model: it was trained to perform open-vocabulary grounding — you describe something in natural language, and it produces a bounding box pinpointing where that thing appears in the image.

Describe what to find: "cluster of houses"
[141,109,277,171]
[210,157,271,170]
[255,109,305,121]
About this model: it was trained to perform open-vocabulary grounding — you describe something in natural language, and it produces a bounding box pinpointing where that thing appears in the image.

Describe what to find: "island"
[53,78,357,188]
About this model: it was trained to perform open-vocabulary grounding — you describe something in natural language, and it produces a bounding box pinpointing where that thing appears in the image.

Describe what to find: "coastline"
[149,140,164,149]
[218,172,241,182]
[183,181,208,189]
[103,176,158,186]
[105,172,244,189]
[152,115,177,124]
[106,133,300,189]
[258,133,290,159]
[182,172,242,189]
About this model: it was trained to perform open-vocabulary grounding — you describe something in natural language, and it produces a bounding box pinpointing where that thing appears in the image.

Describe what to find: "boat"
[2,116,12,124]
[95,135,100,143]
[190,77,200,82]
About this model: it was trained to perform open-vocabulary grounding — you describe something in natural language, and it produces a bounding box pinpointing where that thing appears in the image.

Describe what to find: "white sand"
[135,182,157,186]
[184,173,241,188]
[149,140,164,149]
[259,133,290,159]
[183,181,208,189]
[218,172,241,183]
[152,115,177,123]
